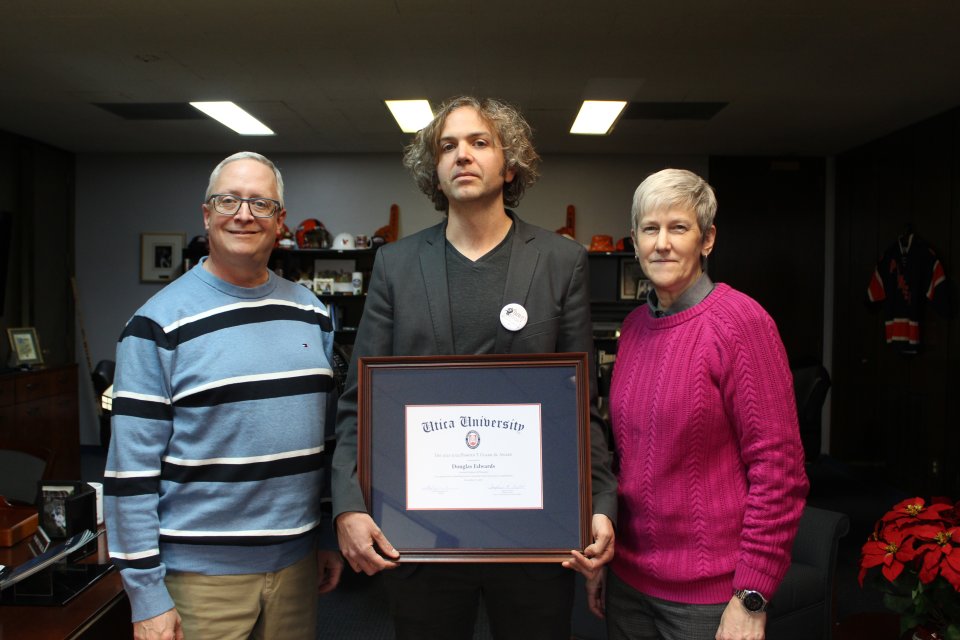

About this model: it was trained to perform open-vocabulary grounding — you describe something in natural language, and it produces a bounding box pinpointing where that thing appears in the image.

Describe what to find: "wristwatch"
[734,589,768,613]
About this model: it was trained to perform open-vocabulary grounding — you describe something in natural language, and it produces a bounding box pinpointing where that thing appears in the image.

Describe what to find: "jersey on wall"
[866,233,947,355]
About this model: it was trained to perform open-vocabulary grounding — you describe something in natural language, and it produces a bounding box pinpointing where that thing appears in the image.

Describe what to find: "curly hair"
[402,96,541,211]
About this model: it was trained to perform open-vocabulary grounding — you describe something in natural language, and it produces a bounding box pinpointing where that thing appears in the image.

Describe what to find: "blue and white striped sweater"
[104,260,334,622]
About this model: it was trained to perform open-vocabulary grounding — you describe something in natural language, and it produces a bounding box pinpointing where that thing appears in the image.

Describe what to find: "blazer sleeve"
[331,251,394,520]
[560,247,618,523]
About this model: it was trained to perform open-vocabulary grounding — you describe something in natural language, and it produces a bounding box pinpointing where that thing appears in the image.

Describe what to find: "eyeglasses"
[207,194,282,218]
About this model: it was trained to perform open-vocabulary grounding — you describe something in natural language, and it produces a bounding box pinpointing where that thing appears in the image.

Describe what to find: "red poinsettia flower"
[861,495,960,636]
[915,525,957,583]
[882,497,954,528]
[942,546,960,591]
[859,524,917,585]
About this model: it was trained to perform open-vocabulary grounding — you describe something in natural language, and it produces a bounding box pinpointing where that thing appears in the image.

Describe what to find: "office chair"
[792,365,831,463]
[0,440,54,505]
[766,505,851,640]
[91,359,115,448]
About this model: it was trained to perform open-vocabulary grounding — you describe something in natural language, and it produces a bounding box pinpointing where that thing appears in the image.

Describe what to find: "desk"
[0,529,131,639]
[0,365,80,479]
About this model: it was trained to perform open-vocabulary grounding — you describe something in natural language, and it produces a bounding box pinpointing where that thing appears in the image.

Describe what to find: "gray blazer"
[331,212,617,522]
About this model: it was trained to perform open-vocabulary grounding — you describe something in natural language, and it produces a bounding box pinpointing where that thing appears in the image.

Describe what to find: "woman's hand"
[715,596,766,640]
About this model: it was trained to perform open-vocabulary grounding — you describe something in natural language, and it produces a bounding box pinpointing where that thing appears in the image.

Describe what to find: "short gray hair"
[631,168,716,235]
[205,151,285,207]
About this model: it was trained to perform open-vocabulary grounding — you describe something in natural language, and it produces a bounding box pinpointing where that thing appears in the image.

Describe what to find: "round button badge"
[500,303,528,331]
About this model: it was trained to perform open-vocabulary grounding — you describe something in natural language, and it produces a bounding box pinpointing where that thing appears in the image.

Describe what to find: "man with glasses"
[105,152,342,640]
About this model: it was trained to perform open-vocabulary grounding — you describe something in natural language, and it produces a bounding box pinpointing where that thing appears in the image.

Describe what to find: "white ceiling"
[2,1,959,156]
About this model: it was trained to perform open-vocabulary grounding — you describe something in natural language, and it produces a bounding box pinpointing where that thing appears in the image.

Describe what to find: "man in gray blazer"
[332,96,616,640]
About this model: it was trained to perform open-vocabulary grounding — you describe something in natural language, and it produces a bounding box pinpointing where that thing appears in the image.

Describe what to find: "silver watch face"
[741,590,766,612]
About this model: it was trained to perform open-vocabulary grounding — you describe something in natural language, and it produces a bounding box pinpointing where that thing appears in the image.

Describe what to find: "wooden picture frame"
[7,327,43,366]
[140,233,185,283]
[357,353,592,563]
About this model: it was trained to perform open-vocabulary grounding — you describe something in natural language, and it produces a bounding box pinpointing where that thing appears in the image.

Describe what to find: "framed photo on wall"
[141,232,185,282]
[619,258,647,301]
[7,326,43,366]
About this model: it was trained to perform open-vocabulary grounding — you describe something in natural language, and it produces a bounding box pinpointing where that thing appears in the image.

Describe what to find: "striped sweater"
[104,259,334,622]
[609,284,808,605]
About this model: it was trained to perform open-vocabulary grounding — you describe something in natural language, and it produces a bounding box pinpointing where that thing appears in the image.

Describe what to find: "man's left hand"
[715,596,766,640]
[562,514,615,579]
[317,550,343,594]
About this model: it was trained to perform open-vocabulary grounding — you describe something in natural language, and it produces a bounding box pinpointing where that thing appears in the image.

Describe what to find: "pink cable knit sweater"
[609,283,808,604]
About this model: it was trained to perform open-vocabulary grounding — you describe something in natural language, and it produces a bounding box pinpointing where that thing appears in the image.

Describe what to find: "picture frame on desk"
[6,327,43,366]
[141,232,185,282]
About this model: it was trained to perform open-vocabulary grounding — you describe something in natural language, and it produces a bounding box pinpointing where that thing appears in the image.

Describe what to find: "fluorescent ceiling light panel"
[189,101,274,135]
[385,100,434,133]
[570,100,628,135]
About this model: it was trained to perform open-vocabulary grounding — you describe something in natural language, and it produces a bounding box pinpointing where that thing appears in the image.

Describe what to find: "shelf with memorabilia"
[587,251,646,323]
[269,247,379,344]
[183,241,379,344]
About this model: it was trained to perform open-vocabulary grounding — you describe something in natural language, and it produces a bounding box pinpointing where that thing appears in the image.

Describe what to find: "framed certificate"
[358,353,592,563]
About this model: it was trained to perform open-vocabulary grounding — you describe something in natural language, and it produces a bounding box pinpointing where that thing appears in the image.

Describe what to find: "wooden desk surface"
[0,528,131,640]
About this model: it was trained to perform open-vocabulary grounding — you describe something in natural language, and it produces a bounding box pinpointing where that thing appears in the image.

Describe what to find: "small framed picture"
[636,279,654,302]
[314,277,335,295]
[7,326,43,366]
[141,232,186,282]
[619,258,647,301]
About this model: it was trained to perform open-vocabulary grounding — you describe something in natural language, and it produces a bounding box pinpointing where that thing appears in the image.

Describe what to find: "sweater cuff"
[732,564,780,601]
[127,578,176,624]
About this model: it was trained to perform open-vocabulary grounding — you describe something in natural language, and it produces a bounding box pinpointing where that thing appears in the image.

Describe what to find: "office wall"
[74,152,706,443]
[0,131,74,369]
[708,156,827,367]
[833,106,960,496]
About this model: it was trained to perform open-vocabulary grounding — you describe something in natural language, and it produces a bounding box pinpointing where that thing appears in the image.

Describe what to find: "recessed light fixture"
[189,101,274,135]
[385,100,434,133]
[570,100,628,135]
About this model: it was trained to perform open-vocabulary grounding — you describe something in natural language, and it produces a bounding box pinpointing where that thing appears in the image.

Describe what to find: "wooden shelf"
[272,247,378,259]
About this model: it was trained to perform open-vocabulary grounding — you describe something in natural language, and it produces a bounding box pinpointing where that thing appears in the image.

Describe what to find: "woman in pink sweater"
[594,169,808,640]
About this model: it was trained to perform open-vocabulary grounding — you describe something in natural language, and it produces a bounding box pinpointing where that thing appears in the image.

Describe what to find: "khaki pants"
[165,551,317,640]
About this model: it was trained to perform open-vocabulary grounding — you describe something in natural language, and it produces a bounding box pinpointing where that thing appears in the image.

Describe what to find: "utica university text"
[421,416,526,432]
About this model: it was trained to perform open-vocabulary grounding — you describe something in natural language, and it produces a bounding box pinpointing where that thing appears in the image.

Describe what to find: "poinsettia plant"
[859,496,960,639]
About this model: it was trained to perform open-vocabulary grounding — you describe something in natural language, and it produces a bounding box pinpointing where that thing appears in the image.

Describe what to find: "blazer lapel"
[495,213,540,354]
[419,222,455,354]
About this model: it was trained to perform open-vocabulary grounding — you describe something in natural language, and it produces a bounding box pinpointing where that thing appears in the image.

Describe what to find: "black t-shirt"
[445,224,514,355]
